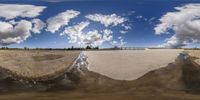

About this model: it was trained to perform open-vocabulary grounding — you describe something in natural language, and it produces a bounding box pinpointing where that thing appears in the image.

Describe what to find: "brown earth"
[0,50,200,100]
[85,49,182,80]
[187,50,200,64]
[0,50,80,81]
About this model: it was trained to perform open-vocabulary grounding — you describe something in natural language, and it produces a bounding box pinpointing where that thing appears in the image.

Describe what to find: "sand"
[0,49,200,100]
[85,49,183,80]
[0,50,80,80]
[187,50,200,64]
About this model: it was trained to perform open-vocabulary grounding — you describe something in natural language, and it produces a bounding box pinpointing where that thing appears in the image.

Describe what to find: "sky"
[0,0,200,48]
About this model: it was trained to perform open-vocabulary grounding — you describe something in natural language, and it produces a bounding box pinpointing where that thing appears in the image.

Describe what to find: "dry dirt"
[0,50,80,80]
[0,50,200,100]
[85,49,183,80]
[187,50,200,64]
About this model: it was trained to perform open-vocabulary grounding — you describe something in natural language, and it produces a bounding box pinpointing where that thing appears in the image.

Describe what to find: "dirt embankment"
[0,50,80,81]
[1,51,200,100]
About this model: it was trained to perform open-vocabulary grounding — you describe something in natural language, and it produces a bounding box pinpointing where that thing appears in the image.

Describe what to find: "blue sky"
[0,0,200,48]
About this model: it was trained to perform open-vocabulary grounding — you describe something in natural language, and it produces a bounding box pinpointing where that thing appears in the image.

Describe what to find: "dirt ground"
[0,50,80,80]
[187,50,200,64]
[0,50,200,100]
[85,49,183,80]
[0,60,200,100]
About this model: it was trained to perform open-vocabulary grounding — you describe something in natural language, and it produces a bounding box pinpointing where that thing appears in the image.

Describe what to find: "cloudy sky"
[0,0,200,48]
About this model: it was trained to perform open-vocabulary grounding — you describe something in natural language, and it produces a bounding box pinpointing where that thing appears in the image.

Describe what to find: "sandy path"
[85,49,182,80]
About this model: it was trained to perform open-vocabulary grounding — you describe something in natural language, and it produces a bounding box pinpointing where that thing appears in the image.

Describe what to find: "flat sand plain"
[85,49,183,80]
[0,50,80,80]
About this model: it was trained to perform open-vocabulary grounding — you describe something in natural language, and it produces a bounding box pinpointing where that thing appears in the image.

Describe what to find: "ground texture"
[0,50,80,81]
[187,50,200,64]
[85,49,182,80]
[1,50,200,100]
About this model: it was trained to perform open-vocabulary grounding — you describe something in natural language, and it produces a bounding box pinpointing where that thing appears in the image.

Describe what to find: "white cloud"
[0,4,46,20]
[62,21,90,43]
[120,30,128,34]
[47,10,80,33]
[60,12,131,47]
[122,25,131,30]
[0,4,46,45]
[62,22,114,47]
[85,13,127,27]
[120,24,131,34]
[118,36,122,40]
[0,20,32,45]
[148,17,156,25]
[31,19,46,34]
[82,30,103,47]
[111,36,126,47]
[102,29,113,41]
[154,4,200,48]
[136,15,143,19]
[111,40,118,45]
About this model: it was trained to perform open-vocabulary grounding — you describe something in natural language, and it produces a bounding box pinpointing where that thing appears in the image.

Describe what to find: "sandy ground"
[0,49,200,100]
[187,50,200,64]
[85,49,183,80]
[0,50,80,80]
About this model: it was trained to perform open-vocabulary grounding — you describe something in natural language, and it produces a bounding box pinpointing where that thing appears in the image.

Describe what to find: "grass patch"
[32,54,64,61]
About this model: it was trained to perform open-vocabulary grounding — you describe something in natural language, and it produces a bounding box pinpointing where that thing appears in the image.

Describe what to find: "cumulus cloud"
[0,4,131,47]
[0,20,32,45]
[0,19,45,45]
[82,30,103,46]
[154,4,200,48]
[58,13,131,47]
[0,4,46,45]
[61,22,114,47]
[31,19,46,34]
[85,13,127,27]
[0,4,46,20]
[46,10,80,33]
[102,29,113,41]
[62,21,90,43]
